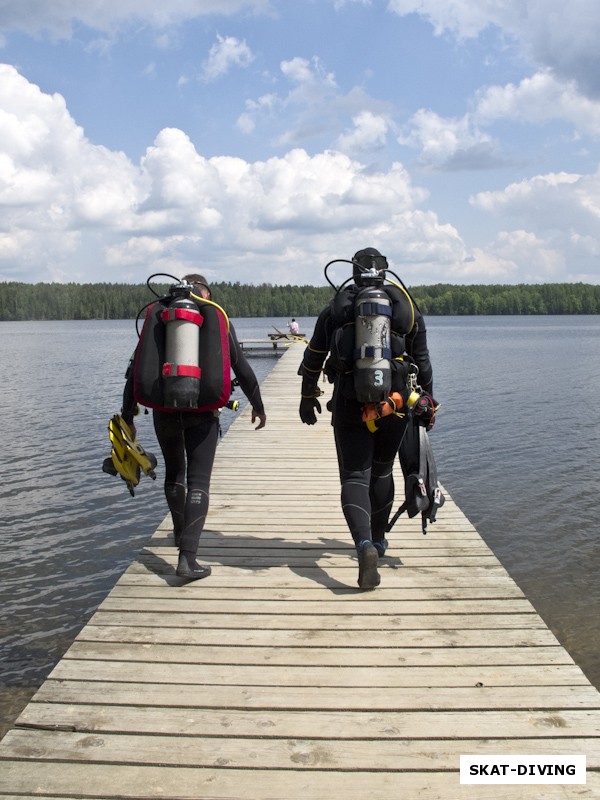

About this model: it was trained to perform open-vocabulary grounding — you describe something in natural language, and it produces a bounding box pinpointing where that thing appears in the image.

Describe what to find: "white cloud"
[0,0,270,38]
[470,168,600,281]
[399,71,600,170]
[387,0,518,39]
[239,56,390,151]
[476,71,600,138]
[471,171,589,227]
[388,0,600,99]
[280,56,336,87]
[201,33,254,82]
[0,64,468,285]
[236,93,278,133]
[4,63,600,286]
[0,64,142,279]
[398,109,503,170]
[335,111,389,154]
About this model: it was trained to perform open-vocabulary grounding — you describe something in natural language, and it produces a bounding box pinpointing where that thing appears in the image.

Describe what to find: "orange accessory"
[361,391,405,423]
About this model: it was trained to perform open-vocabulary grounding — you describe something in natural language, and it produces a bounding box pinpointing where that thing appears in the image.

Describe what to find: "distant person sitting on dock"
[298,248,434,590]
[122,273,267,582]
[288,318,300,335]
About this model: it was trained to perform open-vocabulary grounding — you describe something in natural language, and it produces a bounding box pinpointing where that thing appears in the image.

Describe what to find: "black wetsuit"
[123,322,264,562]
[300,302,433,547]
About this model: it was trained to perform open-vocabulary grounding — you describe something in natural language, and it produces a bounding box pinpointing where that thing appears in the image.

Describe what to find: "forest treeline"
[1,280,599,320]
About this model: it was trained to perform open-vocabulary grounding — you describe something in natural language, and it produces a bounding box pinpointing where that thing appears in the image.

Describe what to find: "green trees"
[410,283,600,316]
[0,280,599,320]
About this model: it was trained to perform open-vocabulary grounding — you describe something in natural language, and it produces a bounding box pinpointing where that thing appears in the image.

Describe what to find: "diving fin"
[103,414,157,496]
[387,416,445,535]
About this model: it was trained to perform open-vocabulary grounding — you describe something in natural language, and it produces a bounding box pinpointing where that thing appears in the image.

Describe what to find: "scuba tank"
[353,274,393,403]
[133,274,232,413]
[161,293,204,408]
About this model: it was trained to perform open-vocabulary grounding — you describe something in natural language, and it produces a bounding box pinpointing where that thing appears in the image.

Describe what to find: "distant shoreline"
[1,280,599,319]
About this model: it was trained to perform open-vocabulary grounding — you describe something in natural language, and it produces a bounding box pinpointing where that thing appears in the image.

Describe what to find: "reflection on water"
[1,315,599,740]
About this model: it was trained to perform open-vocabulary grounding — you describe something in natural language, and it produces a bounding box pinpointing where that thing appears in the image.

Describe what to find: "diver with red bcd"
[113,272,266,581]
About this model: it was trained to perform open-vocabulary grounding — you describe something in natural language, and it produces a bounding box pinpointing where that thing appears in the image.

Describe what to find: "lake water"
[1,314,599,739]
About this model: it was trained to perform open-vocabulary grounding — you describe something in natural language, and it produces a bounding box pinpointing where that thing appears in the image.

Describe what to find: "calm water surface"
[0,315,599,738]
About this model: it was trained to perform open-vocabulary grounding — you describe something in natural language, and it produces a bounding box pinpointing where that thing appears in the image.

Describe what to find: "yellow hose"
[190,291,231,332]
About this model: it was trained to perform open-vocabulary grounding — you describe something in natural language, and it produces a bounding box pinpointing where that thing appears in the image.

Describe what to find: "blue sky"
[1,0,600,286]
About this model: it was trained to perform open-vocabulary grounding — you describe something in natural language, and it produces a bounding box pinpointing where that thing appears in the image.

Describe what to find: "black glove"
[414,393,437,431]
[299,396,322,425]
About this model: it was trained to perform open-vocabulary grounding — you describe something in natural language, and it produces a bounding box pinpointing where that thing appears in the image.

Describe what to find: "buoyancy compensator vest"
[325,280,415,402]
[133,290,231,413]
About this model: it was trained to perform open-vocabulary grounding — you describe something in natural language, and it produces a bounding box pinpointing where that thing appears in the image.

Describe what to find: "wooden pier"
[1,344,599,798]
[238,337,290,355]
[238,334,307,355]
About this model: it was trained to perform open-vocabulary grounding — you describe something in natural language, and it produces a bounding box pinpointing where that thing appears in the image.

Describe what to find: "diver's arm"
[408,313,433,396]
[299,306,331,397]
[229,324,266,428]
[121,356,137,426]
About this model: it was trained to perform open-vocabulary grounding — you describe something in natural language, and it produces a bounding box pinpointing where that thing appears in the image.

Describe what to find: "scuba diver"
[298,248,435,590]
[121,273,267,581]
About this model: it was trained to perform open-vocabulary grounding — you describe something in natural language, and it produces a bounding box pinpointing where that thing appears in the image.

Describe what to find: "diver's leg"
[176,414,219,578]
[334,424,380,589]
[152,410,186,546]
[370,415,408,555]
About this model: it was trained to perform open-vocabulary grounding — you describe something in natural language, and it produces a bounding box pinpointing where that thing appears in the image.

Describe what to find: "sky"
[1,1,600,287]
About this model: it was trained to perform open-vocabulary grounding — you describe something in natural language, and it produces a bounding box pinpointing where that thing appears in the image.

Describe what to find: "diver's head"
[183,273,211,299]
[352,247,388,286]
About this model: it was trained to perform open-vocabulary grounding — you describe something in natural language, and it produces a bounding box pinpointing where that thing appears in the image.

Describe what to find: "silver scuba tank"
[353,285,393,403]
[161,296,203,408]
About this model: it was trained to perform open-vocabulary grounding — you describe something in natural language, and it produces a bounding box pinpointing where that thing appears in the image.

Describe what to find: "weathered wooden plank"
[117,566,527,588]
[76,625,560,649]
[108,583,527,599]
[16,704,600,740]
[0,762,597,800]
[129,563,520,585]
[64,641,576,667]
[96,597,534,614]
[47,659,591,687]
[30,679,600,710]
[2,728,599,770]
[83,610,546,629]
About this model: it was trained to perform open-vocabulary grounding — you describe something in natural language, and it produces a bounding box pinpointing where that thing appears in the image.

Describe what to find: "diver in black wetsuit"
[298,248,433,590]
[122,274,266,581]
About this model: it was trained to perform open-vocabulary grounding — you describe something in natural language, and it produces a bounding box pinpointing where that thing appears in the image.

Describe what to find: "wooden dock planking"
[1,344,599,799]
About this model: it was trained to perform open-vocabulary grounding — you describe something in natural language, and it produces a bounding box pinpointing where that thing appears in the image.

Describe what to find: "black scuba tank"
[161,296,203,408]
[353,284,393,403]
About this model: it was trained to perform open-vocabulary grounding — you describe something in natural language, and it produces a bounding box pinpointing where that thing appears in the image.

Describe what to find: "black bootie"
[176,551,211,581]
[356,540,380,590]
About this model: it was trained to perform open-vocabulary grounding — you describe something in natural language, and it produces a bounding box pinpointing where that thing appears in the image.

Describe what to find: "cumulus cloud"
[388,0,600,99]
[200,33,254,82]
[398,109,505,171]
[470,169,600,281]
[476,71,600,138]
[335,111,389,155]
[0,64,142,279]
[237,56,391,152]
[399,71,600,169]
[4,63,600,286]
[0,64,469,285]
[0,0,269,38]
